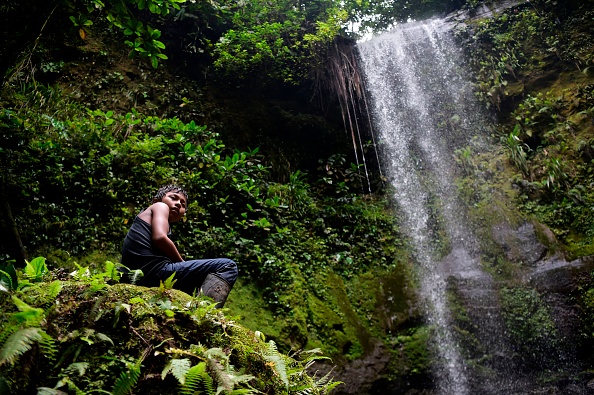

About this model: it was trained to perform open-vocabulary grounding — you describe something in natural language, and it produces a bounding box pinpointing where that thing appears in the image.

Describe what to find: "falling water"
[358,19,505,394]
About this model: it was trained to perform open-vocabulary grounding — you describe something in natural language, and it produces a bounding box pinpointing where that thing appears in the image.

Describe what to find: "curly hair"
[152,184,189,204]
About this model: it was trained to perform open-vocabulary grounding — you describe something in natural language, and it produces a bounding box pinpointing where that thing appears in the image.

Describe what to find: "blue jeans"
[139,258,238,295]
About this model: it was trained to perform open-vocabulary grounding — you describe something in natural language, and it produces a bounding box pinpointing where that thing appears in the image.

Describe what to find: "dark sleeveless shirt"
[121,216,172,277]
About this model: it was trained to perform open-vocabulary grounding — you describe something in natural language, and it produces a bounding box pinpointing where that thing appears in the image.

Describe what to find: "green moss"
[0,280,339,394]
[226,278,284,341]
[499,286,559,367]
[563,233,594,261]
[388,326,432,378]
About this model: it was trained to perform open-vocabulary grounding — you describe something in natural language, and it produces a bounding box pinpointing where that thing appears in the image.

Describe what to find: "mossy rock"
[0,281,339,394]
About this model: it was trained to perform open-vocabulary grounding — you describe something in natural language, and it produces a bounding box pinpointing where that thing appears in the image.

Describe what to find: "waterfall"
[357,19,516,394]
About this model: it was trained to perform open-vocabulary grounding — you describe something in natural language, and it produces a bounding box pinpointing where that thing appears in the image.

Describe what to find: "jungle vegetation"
[1,0,594,393]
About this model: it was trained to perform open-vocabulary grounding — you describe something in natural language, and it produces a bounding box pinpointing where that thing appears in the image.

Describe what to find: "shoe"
[201,273,231,308]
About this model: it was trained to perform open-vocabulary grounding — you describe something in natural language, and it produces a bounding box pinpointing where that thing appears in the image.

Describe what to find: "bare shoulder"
[138,202,168,222]
[151,202,169,212]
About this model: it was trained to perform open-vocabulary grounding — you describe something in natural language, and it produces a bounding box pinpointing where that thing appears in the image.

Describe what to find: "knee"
[229,258,238,276]
[223,258,238,283]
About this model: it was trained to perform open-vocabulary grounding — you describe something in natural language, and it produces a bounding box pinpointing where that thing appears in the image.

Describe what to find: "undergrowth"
[0,258,341,394]
[461,0,594,258]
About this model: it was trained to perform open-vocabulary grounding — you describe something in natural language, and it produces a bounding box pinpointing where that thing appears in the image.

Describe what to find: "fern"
[288,349,330,376]
[159,272,177,292]
[203,348,255,393]
[46,280,63,302]
[295,368,343,395]
[103,261,120,282]
[128,269,144,285]
[55,376,87,395]
[0,327,44,366]
[0,324,17,348]
[181,362,214,395]
[112,357,142,395]
[63,362,90,377]
[39,330,58,364]
[262,341,288,388]
[69,263,91,280]
[41,362,91,395]
[37,387,69,394]
[162,358,191,384]
[209,358,233,393]
[321,381,342,394]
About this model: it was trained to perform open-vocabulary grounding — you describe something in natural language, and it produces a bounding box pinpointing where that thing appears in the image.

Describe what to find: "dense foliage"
[0,258,340,394]
[0,83,399,280]
[2,0,492,90]
[461,0,594,257]
[0,78,412,366]
[4,0,594,393]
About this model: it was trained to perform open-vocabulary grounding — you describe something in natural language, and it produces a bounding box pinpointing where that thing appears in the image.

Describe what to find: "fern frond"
[63,362,90,377]
[295,369,343,395]
[0,324,18,348]
[205,347,239,392]
[37,387,69,395]
[39,331,58,363]
[103,261,119,281]
[112,358,142,395]
[47,280,63,300]
[69,263,91,280]
[159,272,177,292]
[55,376,86,395]
[264,340,279,356]
[162,358,191,384]
[129,270,144,285]
[288,356,330,377]
[204,347,227,360]
[0,327,43,366]
[181,362,214,395]
[225,373,257,394]
[262,341,288,388]
[209,358,233,393]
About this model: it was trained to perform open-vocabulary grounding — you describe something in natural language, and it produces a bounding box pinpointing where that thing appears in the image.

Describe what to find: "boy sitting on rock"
[121,184,237,307]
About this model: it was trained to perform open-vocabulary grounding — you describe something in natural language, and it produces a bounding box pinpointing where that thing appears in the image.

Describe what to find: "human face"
[161,191,187,222]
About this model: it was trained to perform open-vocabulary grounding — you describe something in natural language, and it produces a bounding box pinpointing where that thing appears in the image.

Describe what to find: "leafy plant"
[159,272,178,292]
[112,355,143,395]
[180,361,214,395]
[1,266,341,394]
[23,256,49,283]
[503,125,530,175]
[0,261,18,292]
[0,296,55,368]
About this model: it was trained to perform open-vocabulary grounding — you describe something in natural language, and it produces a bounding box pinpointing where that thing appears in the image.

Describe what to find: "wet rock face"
[491,221,547,265]
[316,342,391,395]
[529,256,594,362]
[445,219,594,393]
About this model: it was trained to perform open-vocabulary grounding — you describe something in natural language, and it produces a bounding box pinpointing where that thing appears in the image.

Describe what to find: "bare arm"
[150,202,184,262]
